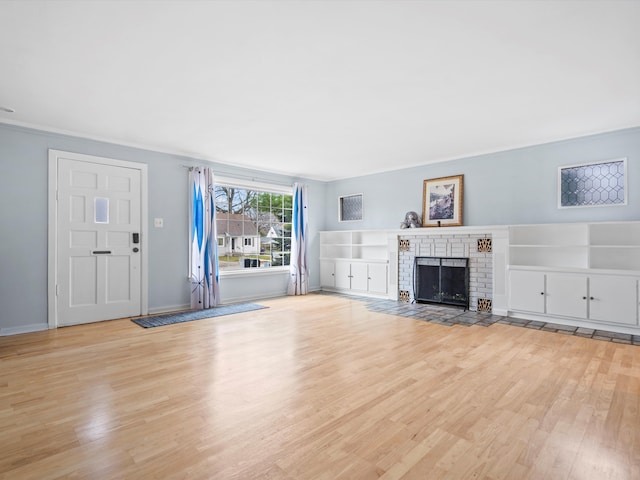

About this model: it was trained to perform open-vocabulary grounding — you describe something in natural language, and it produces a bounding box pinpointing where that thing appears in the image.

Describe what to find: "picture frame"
[422,174,463,227]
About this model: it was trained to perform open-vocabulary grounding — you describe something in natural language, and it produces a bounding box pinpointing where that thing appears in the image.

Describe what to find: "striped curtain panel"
[288,183,309,295]
[189,167,220,309]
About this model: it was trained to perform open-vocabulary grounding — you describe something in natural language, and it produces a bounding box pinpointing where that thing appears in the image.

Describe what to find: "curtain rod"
[180,164,294,188]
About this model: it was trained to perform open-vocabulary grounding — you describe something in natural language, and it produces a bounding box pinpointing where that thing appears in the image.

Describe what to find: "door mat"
[131,303,268,328]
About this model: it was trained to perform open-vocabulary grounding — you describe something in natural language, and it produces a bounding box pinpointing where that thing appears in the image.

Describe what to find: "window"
[214,177,292,271]
[559,158,627,208]
[339,193,363,221]
[94,197,109,223]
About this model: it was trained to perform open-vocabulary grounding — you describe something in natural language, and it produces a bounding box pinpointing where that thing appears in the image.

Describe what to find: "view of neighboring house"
[216,213,259,257]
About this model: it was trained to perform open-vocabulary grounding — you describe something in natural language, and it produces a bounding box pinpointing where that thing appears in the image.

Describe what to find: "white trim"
[215,175,293,195]
[557,157,627,209]
[47,149,149,329]
[147,303,191,315]
[0,324,49,336]
[219,266,290,277]
[507,310,640,336]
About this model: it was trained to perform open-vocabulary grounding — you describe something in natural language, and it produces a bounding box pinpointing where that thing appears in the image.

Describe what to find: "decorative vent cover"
[399,239,410,251]
[477,238,492,253]
[477,298,492,313]
[399,290,410,302]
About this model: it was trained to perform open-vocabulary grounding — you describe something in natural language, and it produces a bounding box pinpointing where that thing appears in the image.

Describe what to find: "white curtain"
[288,183,309,295]
[189,167,220,309]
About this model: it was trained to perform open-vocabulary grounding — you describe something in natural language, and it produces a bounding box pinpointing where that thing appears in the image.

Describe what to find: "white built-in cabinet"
[508,222,640,331]
[320,230,390,298]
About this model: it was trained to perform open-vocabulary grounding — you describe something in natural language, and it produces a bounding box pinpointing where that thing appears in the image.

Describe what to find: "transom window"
[214,178,292,271]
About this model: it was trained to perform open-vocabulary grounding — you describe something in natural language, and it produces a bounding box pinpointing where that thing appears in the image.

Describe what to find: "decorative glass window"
[214,178,292,271]
[558,158,627,208]
[339,194,363,221]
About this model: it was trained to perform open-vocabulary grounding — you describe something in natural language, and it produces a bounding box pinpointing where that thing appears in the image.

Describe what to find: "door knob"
[133,247,139,253]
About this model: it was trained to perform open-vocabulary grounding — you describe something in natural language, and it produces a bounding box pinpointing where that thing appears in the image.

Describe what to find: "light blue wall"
[324,128,640,230]
[0,124,324,334]
[1,123,638,334]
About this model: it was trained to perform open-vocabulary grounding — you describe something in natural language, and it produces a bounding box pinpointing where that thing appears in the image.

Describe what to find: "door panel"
[320,260,335,288]
[589,276,638,325]
[57,157,142,326]
[509,270,545,313]
[546,274,587,318]
[70,256,97,305]
[350,263,368,292]
[107,256,131,302]
[368,263,388,295]
[335,261,351,290]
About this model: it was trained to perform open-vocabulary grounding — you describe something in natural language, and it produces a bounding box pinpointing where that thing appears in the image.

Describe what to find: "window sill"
[219,266,290,278]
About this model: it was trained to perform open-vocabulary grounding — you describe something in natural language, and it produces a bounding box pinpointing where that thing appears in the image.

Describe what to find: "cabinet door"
[320,260,335,288]
[367,263,388,295]
[350,263,369,292]
[334,261,352,290]
[509,270,545,313]
[589,276,638,325]
[546,274,587,318]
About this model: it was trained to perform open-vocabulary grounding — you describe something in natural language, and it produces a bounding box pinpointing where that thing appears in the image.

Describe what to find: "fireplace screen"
[414,257,469,308]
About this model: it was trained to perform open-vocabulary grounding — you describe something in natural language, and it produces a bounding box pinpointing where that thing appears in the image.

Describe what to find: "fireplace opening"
[414,257,469,309]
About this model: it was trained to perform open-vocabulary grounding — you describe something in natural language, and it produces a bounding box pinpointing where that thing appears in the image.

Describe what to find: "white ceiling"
[1,1,639,181]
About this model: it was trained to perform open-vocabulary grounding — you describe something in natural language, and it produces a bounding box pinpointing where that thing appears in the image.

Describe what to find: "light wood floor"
[1,294,639,480]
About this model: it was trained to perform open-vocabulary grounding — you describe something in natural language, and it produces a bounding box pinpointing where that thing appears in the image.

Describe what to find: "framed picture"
[422,175,463,227]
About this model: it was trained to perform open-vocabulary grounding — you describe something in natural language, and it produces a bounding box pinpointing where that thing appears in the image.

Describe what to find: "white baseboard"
[220,291,287,305]
[148,288,322,315]
[0,323,49,336]
[220,286,322,305]
[147,304,190,315]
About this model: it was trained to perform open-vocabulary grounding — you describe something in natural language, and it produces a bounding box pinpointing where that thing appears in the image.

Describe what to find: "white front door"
[50,151,146,327]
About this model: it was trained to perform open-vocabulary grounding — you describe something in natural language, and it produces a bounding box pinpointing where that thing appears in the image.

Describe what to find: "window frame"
[557,158,628,209]
[214,176,293,276]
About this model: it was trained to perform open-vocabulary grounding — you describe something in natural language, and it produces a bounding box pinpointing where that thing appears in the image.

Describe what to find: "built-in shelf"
[320,230,392,298]
[508,221,640,333]
[320,230,390,262]
[509,221,640,272]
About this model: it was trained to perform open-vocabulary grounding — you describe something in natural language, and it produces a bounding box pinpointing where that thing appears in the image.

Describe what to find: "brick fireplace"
[398,232,493,312]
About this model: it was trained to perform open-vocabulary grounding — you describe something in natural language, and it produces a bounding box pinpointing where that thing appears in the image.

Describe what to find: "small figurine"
[400,211,421,229]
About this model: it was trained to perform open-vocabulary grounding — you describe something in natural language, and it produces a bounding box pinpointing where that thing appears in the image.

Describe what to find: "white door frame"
[48,149,149,328]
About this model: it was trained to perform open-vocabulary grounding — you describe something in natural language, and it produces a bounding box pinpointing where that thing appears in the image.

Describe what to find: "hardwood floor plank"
[1,293,640,479]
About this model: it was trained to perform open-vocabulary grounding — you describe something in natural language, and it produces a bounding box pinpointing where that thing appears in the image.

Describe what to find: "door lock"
[133,247,139,253]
